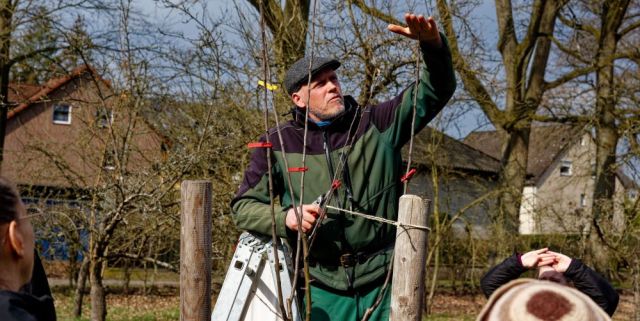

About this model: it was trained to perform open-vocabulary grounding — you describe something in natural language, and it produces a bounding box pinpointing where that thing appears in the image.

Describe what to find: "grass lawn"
[102,267,179,283]
[50,286,635,321]
[53,287,179,321]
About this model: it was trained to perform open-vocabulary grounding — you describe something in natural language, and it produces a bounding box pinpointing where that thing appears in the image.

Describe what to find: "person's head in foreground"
[0,176,35,292]
[476,278,611,321]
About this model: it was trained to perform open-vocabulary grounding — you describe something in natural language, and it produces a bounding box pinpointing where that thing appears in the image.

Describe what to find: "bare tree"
[0,0,105,170]
[348,0,566,254]
[245,0,310,76]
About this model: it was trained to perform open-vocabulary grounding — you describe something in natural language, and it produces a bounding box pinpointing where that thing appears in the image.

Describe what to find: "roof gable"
[8,83,43,104]
[404,127,501,174]
[463,124,584,180]
[7,65,103,120]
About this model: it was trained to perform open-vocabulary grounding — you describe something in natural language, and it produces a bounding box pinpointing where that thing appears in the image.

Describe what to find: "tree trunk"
[496,123,531,252]
[588,0,630,271]
[73,257,90,317]
[0,0,14,171]
[123,260,131,294]
[634,257,640,321]
[90,255,106,321]
[246,0,309,78]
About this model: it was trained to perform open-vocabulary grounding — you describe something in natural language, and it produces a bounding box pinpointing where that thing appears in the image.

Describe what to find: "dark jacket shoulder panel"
[0,290,56,321]
[564,259,619,316]
[480,254,526,298]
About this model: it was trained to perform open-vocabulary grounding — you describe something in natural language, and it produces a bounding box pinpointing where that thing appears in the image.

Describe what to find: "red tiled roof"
[7,65,97,120]
[8,83,43,103]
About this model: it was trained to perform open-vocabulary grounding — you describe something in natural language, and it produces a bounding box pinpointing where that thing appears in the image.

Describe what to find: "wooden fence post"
[180,180,212,321]
[390,195,430,321]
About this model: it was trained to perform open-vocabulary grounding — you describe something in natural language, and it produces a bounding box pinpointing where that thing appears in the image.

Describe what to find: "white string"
[324,205,431,231]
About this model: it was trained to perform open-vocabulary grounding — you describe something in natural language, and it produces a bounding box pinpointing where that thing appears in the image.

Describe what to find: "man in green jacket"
[232,13,456,321]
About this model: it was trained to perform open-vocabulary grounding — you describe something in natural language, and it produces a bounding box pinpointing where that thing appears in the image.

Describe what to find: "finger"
[309,204,320,214]
[426,16,438,33]
[534,248,549,254]
[547,251,563,256]
[303,213,317,225]
[538,257,556,265]
[417,15,429,30]
[406,14,421,34]
[404,12,414,25]
[414,15,429,38]
[388,23,411,37]
[301,220,312,231]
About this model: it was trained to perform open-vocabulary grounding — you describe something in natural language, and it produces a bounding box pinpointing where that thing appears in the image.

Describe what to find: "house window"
[95,109,113,128]
[591,162,596,179]
[103,149,116,171]
[53,104,72,124]
[580,194,587,207]
[560,160,572,176]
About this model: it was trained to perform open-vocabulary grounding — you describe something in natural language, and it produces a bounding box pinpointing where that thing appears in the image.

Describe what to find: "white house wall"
[519,186,537,234]
[520,133,629,235]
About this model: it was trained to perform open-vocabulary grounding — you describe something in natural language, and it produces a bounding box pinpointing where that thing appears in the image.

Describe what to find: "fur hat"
[476,278,611,321]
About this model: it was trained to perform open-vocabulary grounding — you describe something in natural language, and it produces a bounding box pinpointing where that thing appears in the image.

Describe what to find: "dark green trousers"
[304,282,391,321]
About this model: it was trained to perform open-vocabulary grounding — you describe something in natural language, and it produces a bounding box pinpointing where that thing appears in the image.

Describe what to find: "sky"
[135,0,500,139]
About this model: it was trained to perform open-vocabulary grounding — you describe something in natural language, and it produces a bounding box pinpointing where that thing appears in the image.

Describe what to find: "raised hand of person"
[387,13,442,48]
[548,251,573,273]
[520,248,556,269]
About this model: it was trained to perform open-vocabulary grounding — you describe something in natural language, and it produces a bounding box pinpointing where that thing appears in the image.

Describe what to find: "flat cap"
[284,56,341,95]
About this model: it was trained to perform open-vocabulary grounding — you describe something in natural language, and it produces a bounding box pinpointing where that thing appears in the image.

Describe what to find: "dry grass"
[51,287,637,321]
[53,287,179,321]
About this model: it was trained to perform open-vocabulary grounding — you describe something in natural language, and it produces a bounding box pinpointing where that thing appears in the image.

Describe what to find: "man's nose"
[327,81,338,92]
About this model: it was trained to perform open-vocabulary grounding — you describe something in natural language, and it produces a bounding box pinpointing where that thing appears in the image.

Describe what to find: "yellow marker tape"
[258,80,279,91]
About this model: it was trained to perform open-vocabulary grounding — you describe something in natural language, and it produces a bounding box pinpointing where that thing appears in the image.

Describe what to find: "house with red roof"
[2,65,167,198]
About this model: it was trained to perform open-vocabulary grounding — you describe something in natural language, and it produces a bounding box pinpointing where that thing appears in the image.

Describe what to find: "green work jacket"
[232,37,456,291]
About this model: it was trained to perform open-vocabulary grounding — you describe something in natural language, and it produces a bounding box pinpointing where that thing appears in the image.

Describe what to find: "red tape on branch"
[331,180,342,189]
[247,142,273,149]
[288,167,308,172]
[400,168,417,183]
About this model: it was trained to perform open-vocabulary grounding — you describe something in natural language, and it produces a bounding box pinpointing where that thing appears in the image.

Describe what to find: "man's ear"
[291,92,307,108]
[7,221,25,257]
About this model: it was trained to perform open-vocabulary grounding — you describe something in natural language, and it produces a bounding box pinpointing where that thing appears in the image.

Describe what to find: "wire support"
[324,205,430,231]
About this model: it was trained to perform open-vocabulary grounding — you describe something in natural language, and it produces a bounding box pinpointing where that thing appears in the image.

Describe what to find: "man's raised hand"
[387,13,442,48]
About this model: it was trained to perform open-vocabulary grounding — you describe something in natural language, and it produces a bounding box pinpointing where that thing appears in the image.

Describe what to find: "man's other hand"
[388,13,442,48]
[285,204,320,233]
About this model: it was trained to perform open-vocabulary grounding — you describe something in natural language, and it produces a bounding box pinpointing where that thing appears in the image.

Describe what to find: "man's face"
[292,68,345,122]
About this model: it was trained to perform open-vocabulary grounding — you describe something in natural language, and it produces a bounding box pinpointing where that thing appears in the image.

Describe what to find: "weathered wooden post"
[390,195,430,321]
[180,180,212,321]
